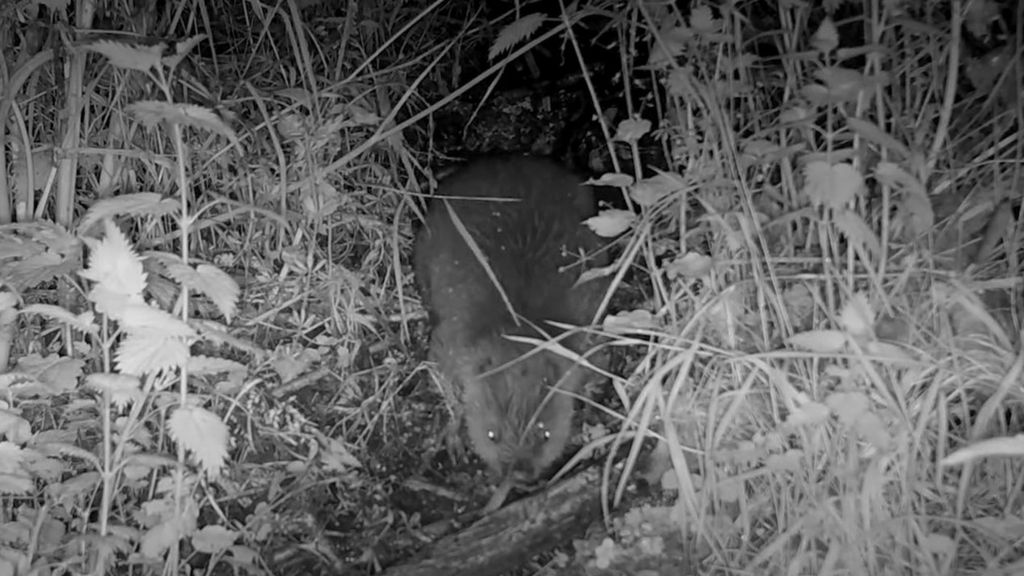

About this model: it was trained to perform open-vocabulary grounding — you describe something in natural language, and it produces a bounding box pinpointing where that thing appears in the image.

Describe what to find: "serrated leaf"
[839,292,874,338]
[14,509,66,550]
[85,373,144,410]
[44,471,102,502]
[192,525,239,554]
[811,17,839,54]
[0,442,26,471]
[83,40,165,72]
[0,372,38,392]
[0,410,32,444]
[143,269,180,310]
[7,380,53,400]
[139,497,176,523]
[787,329,848,352]
[270,346,319,382]
[875,162,933,236]
[120,302,195,337]
[191,265,240,322]
[833,210,881,261]
[34,356,84,394]
[0,221,79,255]
[127,101,240,146]
[77,193,178,236]
[874,161,926,197]
[690,5,716,34]
[846,118,910,159]
[163,34,207,69]
[803,161,865,209]
[826,391,870,425]
[22,456,64,481]
[855,410,892,448]
[116,329,190,376]
[489,13,545,61]
[80,220,148,300]
[1,251,78,291]
[88,284,143,320]
[0,473,33,495]
[147,251,196,285]
[34,440,101,469]
[192,320,265,359]
[169,407,229,478]
[322,437,362,472]
[585,209,635,237]
[0,237,42,260]
[116,419,154,449]
[19,304,98,334]
[140,521,181,559]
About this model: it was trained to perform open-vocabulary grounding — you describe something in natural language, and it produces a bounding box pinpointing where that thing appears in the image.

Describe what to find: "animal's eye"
[536,421,551,440]
[487,429,499,442]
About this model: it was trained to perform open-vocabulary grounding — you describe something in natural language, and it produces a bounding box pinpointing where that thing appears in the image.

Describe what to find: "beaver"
[414,155,609,483]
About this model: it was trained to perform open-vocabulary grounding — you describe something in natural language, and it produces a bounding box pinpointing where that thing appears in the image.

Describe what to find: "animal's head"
[462,345,583,483]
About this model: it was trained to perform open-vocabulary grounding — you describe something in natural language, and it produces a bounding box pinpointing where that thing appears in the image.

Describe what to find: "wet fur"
[415,155,608,480]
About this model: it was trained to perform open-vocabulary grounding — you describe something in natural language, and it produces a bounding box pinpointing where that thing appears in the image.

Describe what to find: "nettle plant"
[0,36,254,574]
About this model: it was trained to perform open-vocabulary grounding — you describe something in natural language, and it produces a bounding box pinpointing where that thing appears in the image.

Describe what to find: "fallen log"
[382,466,604,576]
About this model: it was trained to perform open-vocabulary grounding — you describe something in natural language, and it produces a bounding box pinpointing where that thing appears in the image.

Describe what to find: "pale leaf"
[613,117,651,144]
[489,13,545,61]
[20,304,97,334]
[585,173,634,188]
[127,101,240,146]
[83,40,165,72]
[192,525,238,554]
[784,401,830,426]
[77,193,178,236]
[585,209,635,237]
[80,220,148,298]
[787,330,848,353]
[630,172,684,206]
[115,329,189,376]
[833,210,881,261]
[169,406,229,478]
[811,17,839,54]
[838,292,874,338]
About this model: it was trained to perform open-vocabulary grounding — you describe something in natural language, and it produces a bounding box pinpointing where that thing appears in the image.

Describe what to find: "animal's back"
[415,155,605,345]
[414,155,608,481]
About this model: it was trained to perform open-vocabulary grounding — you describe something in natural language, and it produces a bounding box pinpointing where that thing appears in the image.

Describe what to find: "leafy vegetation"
[0,0,1022,574]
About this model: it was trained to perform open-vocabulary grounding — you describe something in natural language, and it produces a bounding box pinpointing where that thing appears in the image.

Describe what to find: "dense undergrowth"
[1,0,1023,574]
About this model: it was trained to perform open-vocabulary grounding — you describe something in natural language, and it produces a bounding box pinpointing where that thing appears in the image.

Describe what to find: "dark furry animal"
[414,155,608,482]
